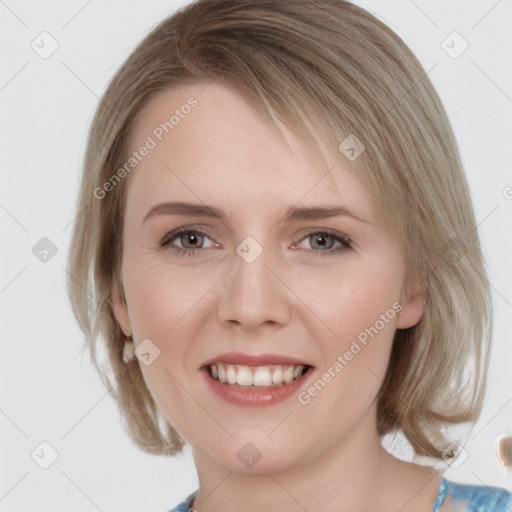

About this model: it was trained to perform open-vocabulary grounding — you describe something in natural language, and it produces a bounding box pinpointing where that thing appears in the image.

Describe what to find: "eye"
[159,226,352,258]
[160,227,218,257]
[293,229,352,258]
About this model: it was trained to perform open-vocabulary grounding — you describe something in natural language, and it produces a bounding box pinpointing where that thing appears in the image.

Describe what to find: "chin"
[209,436,306,474]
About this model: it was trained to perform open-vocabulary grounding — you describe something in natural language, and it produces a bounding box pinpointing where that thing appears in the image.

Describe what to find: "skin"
[111,80,443,512]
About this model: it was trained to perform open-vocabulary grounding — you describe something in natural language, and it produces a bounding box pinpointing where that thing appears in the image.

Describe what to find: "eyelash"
[159,226,353,259]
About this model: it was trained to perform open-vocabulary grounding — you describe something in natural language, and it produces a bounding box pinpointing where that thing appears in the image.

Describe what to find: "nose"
[217,244,292,332]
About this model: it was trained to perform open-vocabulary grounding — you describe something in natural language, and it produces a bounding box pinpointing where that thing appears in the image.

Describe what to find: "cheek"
[121,259,208,441]
[121,258,220,429]
[296,266,400,423]
[291,256,402,343]
[123,256,221,340]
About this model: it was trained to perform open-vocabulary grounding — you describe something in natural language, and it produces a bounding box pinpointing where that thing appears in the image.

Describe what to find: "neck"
[190,417,396,512]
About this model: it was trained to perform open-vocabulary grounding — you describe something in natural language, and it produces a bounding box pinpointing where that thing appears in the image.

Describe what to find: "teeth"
[236,366,253,386]
[253,366,272,386]
[208,363,308,387]
[217,364,226,382]
[283,366,294,383]
[226,365,237,384]
[272,366,283,385]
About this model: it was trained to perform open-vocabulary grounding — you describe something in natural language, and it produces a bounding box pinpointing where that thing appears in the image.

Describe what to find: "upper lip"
[201,352,313,368]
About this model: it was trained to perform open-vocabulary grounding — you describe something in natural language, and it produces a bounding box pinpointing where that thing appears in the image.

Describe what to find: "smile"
[200,357,314,407]
[207,363,310,387]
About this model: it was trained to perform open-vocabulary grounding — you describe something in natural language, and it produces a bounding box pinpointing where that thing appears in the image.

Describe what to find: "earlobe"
[110,280,132,337]
[396,279,425,329]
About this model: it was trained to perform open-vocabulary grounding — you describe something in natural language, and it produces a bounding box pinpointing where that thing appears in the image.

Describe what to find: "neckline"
[432,476,448,511]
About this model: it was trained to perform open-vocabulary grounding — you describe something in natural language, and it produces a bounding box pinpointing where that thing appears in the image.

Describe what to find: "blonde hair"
[67,0,492,459]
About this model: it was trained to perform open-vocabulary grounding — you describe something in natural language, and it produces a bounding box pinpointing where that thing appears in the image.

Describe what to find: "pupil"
[184,234,200,247]
[313,234,331,249]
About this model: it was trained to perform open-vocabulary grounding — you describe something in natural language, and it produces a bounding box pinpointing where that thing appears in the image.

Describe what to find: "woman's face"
[111,80,423,472]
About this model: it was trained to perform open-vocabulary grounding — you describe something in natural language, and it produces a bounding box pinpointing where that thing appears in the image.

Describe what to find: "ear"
[110,280,132,337]
[396,277,425,329]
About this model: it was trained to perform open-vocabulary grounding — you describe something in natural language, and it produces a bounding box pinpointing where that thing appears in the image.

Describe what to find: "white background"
[1,0,511,510]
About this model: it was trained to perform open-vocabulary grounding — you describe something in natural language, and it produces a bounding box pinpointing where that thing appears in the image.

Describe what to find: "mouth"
[201,363,313,387]
[199,352,315,407]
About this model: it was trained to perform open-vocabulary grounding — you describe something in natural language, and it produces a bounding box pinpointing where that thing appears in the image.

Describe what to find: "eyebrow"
[142,201,371,225]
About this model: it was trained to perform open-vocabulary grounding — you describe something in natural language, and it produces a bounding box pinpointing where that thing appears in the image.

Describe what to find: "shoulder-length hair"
[67,0,492,459]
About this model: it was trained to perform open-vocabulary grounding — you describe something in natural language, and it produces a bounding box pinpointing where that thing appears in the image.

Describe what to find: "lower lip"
[200,368,314,408]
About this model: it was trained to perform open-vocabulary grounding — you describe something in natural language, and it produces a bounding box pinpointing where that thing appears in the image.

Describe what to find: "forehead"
[124,80,376,224]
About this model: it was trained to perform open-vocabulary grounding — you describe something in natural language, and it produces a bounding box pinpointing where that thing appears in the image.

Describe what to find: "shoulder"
[166,490,198,512]
[434,477,512,511]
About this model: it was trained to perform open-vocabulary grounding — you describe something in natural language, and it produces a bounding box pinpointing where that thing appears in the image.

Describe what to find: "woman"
[67,0,512,510]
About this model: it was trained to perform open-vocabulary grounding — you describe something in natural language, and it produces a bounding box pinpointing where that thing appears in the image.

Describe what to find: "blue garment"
[433,478,512,511]
[168,477,512,511]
